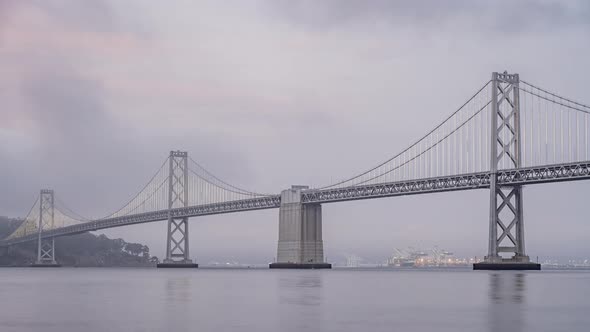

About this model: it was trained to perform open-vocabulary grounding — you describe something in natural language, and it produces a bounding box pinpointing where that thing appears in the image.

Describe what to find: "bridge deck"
[302,161,590,203]
[1,195,281,246]
[1,161,589,246]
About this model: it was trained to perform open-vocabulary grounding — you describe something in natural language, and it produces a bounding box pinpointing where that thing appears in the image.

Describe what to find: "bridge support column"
[33,189,60,267]
[158,151,198,268]
[270,186,331,269]
[474,72,539,270]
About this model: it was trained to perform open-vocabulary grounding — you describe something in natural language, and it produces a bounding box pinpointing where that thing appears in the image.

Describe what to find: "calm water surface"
[0,268,589,332]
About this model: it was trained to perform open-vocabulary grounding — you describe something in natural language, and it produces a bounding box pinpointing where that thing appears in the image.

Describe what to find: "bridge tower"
[270,186,331,269]
[475,72,540,270]
[32,189,60,267]
[157,151,198,268]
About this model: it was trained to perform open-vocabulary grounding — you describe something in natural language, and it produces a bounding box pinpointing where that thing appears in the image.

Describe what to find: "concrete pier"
[473,255,540,270]
[473,262,540,270]
[269,186,331,269]
[157,261,198,268]
[31,262,61,267]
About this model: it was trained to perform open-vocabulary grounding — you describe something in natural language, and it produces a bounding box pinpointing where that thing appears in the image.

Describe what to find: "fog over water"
[1,1,589,262]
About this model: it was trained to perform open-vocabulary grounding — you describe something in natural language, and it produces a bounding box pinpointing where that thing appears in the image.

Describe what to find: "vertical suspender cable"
[575,104,581,161]
[553,93,556,163]
[455,114,458,175]
[569,106,572,162]
[586,113,589,161]
[544,94,549,164]
[522,89,527,167]
[537,88,541,166]
[459,110,463,174]
[471,104,479,172]
[436,128,439,176]
[529,90,536,166]
[561,106,564,162]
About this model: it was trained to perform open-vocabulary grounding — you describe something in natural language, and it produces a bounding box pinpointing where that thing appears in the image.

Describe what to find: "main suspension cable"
[316,80,492,189]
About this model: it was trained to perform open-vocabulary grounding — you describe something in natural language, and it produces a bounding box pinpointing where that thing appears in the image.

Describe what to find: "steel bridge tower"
[33,189,60,267]
[157,151,198,268]
[475,72,540,270]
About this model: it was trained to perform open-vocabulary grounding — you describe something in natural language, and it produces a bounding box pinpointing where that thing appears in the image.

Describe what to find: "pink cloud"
[0,2,151,60]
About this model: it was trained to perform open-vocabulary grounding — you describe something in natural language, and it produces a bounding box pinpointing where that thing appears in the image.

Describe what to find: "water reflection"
[160,276,193,331]
[277,272,323,331]
[166,276,192,303]
[488,273,526,332]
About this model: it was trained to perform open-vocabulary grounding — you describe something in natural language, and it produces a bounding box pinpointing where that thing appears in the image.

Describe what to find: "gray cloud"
[23,67,111,149]
[266,0,590,32]
[0,0,17,23]
[30,0,116,31]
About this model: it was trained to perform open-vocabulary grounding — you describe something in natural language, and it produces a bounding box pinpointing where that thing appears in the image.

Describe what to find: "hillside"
[0,216,158,267]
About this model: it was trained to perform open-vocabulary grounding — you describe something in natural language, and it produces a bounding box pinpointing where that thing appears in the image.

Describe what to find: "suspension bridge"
[1,72,589,269]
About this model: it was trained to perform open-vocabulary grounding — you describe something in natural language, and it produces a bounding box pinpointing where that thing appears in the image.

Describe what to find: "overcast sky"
[1,0,589,263]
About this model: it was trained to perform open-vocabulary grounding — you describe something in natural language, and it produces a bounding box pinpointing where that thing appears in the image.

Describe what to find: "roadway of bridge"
[1,161,589,247]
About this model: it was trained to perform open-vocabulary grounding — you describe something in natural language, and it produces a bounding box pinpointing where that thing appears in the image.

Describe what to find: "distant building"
[387,246,470,267]
[345,254,361,268]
